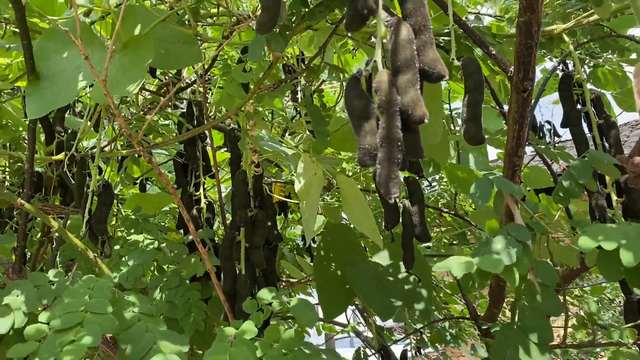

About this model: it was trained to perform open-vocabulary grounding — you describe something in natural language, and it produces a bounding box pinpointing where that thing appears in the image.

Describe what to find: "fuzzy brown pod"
[404,176,432,243]
[398,0,448,83]
[345,71,378,167]
[460,56,486,146]
[256,0,282,35]
[617,155,640,189]
[373,69,404,202]
[345,0,371,33]
[373,170,401,232]
[389,17,429,127]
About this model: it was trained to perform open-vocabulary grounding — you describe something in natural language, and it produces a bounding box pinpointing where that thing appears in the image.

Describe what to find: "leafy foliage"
[1,0,640,359]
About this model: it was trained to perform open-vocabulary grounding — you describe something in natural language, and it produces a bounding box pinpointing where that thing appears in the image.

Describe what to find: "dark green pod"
[400,158,424,178]
[75,155,88,209]
[558,72,582,129]
[253,170,265,207]
[593,92,624,157]
[345,72,378,167]
[389,18,429,127]
[250,209,268,250]
[235,269,257,321]
[374,170,400,231]
[401,123,424,160]
[262,193,283,244]
[232,170,250,226]
[263,244,279,287]
[345,0,370,33]
[401,200,416,271]
[356,0,378,17]
[90,180,115,238]
[173,151,189,190]
[374,69,404,202]
[226,129,243,179]
[460,56,486,146]
[404,176,431,243]
[398,0,448,83]
[249,249,267,270]
[201,143,214,180]
[256,0,282,35]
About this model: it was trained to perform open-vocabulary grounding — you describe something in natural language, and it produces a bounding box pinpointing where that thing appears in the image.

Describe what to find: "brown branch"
[456,280,492,339]
[556,260,592,293]
[66,0,239,319]
[483,0,544,325]
[431,0,513,80]
[9,0,42,275]
[550,341,635,350]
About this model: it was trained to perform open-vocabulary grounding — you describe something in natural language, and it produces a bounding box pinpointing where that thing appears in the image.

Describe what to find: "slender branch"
[67,0,237,318]
[98,19,343,159]
[424,203,479,230]
[483,75,507,121]
[390,316,473,345]
[556,260,592,293]
[431,0,513,80]
[9,0,41,275]
[0,190,112,275]
[484,0,544,325]
[550,340,635,350]
[457,280,492,339]
[532,3,631,38]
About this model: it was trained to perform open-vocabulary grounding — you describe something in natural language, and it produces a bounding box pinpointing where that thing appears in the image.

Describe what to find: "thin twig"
[65,0,234,319]
[431,0,513,80]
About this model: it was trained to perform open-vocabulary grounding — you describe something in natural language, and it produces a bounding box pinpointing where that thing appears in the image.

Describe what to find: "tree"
[0,0,640,359]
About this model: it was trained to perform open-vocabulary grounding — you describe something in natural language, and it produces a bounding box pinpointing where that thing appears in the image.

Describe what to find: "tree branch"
[431,0,513,79]
[9,0,42,275]
[484,0,544,325]
[550,340,635,350]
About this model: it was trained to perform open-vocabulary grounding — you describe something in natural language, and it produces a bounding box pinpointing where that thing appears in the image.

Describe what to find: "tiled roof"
[524,119,640,172]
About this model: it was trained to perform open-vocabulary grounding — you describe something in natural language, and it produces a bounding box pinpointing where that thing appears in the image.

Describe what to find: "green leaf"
[504,223,531,243]
[490,235,521,266]
[91,33,154,103]
[444,163,479,194]
[154,329,190,354]
[248,36,266,63]
[85,298,113,314]
[281,260,306,280]
[23,323,49,341]
[116,5,202,69]
[0,305,14,334]
[328,115,357,153]
[475,254,505,274]
[336,174,382,247]
[591,0,612,18]
[522,166,555,189]
[482,106,506,133]
[491,176,525,198]
[255,287,278,305]
[597,249,625,281]
[289,298,319,329]
[124,193,175,214]
[236,320,259,339]
[313,224,363,319]
[294,154,324,238]
[579,223,640,264]
[586,150,621,179]
[60,343,88,360]
[26,19,107,118]
[533,260,558,287]
[422,82,444,144]
[433,256,476,278]
[49,312,84,331]
[470,175,494,206]
[7,341,40,359]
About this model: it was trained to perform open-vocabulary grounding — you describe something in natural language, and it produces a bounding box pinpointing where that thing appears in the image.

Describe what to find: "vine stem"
[372,0,384,72]
[64,0,236,320]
